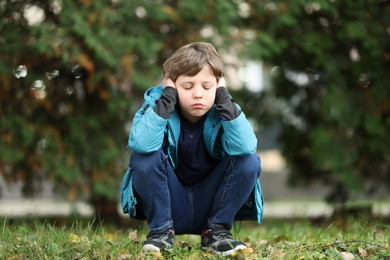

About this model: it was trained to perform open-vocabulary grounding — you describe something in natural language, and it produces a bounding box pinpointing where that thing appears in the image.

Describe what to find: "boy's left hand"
[218,77,226,88]
[163,77,176,89]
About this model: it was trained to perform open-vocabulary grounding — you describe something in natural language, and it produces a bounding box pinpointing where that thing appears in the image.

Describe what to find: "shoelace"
[147,232,168,240]
[212,228,234,241]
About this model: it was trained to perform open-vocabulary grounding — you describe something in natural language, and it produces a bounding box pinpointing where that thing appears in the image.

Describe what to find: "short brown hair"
[163,42,224,82]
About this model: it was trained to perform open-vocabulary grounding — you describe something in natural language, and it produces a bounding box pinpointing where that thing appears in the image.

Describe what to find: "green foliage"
[0,1,138,202]
[240,0,390,200]
[0,0,389,210]
[0,0,245,207]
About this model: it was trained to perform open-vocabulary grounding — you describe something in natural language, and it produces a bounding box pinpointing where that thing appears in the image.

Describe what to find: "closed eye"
[203,83,213,89]
[182,83,193,89]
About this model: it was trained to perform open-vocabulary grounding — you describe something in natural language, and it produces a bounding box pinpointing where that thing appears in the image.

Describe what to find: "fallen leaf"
[203,252,215,257]
[68,233,90,244]
[128,230,138,240]
[69,233,79,241]
[242,236,251,242]
[148,251,163,259]
[117,249,132,260]
[239,247,254,255]
[358,247,368,258]
[257,239,269,245]
[339,252,355,260]
[104,232,114,241]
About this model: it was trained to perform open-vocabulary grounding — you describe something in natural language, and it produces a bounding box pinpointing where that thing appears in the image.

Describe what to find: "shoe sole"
[202,244,247,256]
[143,244,174,253]
[143,244,161,252]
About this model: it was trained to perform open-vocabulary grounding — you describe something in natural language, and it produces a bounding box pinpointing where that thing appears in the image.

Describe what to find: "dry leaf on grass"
[128,230,138,240]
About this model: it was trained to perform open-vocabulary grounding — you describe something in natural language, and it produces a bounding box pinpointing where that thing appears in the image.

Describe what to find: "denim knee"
[232,153,261,179]
[130,149,166,175]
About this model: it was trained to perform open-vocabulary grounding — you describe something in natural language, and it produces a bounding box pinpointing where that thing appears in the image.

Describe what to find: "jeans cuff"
[207,220,231,230]
[152,220,174,234]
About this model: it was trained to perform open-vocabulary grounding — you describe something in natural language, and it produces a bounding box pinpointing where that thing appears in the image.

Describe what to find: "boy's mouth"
[192,103,205,109]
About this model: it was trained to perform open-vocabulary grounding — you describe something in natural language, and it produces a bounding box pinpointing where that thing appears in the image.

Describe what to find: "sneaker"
[143,229,175,252]
[201,225,247,256]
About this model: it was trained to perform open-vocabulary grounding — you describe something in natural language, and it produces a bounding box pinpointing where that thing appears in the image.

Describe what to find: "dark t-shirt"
[175,116,219,186]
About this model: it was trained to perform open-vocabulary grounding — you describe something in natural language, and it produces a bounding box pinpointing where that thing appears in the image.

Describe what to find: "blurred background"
[1,0,389,223]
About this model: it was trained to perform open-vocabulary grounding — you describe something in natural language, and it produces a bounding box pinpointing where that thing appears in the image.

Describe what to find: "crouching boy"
[121,42,263,256]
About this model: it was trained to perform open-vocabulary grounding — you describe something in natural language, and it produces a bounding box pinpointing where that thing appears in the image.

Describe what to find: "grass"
[0,217,389,259]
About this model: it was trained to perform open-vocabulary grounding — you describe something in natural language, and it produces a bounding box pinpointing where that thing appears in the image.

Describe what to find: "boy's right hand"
[163,77,176,89]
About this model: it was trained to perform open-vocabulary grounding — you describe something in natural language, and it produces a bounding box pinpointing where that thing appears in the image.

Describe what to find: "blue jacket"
[121,84,263,223]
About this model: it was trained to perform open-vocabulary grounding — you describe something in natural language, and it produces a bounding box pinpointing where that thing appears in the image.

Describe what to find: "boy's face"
[175,66,217,123]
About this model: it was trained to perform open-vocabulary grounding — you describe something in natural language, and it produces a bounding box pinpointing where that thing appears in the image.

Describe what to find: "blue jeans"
[131,149,260,235]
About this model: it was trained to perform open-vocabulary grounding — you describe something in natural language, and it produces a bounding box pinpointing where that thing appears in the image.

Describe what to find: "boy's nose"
[193,86,203,98]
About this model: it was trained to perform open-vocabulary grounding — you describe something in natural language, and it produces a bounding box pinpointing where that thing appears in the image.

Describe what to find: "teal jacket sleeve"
[128,108,167,153]
[128,85,168,153]
[221,112,258,155]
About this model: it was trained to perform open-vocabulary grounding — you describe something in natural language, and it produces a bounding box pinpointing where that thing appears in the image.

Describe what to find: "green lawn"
[0,217,388,259]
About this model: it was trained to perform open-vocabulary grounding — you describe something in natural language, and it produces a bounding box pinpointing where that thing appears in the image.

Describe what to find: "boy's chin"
[184,114,206,123]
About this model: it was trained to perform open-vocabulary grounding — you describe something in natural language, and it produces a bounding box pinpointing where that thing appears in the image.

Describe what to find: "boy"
[121,42,263,256]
